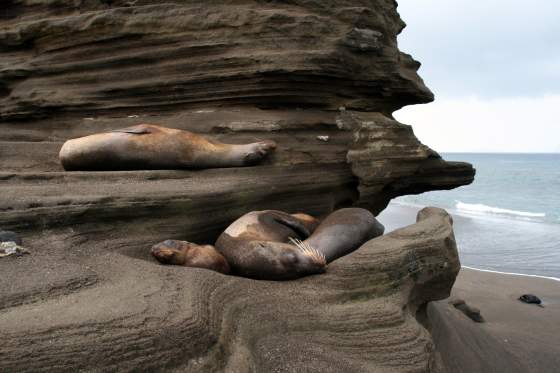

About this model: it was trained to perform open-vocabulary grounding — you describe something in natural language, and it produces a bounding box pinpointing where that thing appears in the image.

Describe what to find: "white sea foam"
[455,201,546,219]
[462,266,560,283]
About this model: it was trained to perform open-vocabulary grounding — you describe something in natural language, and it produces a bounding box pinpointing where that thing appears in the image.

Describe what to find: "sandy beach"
[379,203,560,373]
[430,268,560,373]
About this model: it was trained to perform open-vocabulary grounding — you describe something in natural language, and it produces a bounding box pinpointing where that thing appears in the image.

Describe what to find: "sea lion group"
[59,124,385,280]
[152,208,384,280]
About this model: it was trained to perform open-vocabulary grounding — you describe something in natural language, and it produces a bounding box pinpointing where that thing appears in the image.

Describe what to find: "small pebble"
[0,241,30,258]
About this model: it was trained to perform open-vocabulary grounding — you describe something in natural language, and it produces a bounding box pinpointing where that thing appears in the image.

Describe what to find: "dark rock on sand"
[519,294,542,305]
[0,230,22,245]
[429,269,560,373]
[450,298,485,323]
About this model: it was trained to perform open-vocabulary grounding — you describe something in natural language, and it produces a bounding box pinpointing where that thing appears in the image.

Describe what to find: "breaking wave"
[455,201,546,219]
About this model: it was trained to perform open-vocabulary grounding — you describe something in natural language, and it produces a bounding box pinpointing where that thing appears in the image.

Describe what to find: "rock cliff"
[0,1,474,372]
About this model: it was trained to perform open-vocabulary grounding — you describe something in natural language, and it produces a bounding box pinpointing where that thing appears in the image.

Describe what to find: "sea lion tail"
[289,237,326,266]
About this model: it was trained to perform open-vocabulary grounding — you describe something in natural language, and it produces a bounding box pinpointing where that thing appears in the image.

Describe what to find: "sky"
[393,0,560,153]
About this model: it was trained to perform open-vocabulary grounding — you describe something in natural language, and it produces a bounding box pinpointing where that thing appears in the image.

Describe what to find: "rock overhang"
[0,1,473,371]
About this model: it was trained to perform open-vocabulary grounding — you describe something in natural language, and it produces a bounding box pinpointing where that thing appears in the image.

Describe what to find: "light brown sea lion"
[151,239,230,274]
[59,124,276,171]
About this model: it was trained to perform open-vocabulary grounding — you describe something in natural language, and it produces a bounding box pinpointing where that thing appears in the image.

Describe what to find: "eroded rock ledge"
[0,0,474,234]
[0,108,474,233]
[1,1,473,372]
[0,208,460,372]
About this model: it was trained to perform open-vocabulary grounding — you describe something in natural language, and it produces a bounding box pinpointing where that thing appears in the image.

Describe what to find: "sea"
[377,153,560,280]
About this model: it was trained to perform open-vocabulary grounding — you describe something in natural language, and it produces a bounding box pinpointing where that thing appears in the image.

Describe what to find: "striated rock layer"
[0,0,435,119]
[0,208,460,372]
[0,1,474,372]
[0,0,474,233]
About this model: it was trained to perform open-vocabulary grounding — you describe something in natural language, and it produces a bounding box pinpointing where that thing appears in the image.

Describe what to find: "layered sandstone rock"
[0,208,460,372]
[0,1,474,372]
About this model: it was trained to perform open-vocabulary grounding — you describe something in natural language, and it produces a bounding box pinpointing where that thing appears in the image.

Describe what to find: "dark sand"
[430,268,560,373]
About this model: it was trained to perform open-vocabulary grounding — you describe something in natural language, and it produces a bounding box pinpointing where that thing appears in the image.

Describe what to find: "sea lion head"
[151,239,230,274]
[238,238,326,280]
[151,239,189,265]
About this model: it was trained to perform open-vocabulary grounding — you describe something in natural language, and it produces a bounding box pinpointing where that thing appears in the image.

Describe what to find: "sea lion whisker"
[289,237,325,265]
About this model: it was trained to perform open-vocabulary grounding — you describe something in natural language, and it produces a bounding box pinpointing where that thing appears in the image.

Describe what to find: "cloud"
[396,0,560,98]
[394,95,560,153]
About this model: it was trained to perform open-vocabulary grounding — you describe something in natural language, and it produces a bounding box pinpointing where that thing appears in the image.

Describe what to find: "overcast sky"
[393,0,560,153]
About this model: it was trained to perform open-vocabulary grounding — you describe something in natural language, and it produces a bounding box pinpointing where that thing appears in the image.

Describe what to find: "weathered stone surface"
[0,0,434,119]
[0,207,460,372]
[0,1,474,234]
[0,1,474,371]
[0,108,473,233]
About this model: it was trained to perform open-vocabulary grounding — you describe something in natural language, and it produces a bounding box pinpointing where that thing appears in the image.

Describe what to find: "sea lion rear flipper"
[111,125,153,135]
[269,212,311,239]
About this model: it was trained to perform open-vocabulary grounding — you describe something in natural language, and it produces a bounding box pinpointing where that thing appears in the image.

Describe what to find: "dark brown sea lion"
[301,208,385,262]
[59,124,276,171]
[215,211,326,280]
[151,239,230,275]
[151,208,383,280]
[214,208,384,280]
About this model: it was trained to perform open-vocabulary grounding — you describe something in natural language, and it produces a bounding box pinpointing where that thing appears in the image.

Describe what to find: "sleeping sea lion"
[151,239,230,274]
[214,211,326,280]
[59,124,276,171]
[152,208,384,281]
[214,208,384,280]
[299,208,385,262]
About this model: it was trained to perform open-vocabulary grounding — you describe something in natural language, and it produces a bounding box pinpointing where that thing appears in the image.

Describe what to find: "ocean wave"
[390,200,430,210]
[455,201,546,219]
[462,266,560,282]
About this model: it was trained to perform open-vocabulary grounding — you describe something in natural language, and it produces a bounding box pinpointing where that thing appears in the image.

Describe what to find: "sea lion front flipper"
[268,212,312,239]
[111,125,153,135]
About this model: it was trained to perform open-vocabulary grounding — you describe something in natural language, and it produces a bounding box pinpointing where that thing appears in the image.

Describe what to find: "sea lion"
[151,239,230,274]
[300,208,384,263]
[59,124,276,171]
[214,208,384,280]
[215,211,326,280]
[151,208,384,281]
